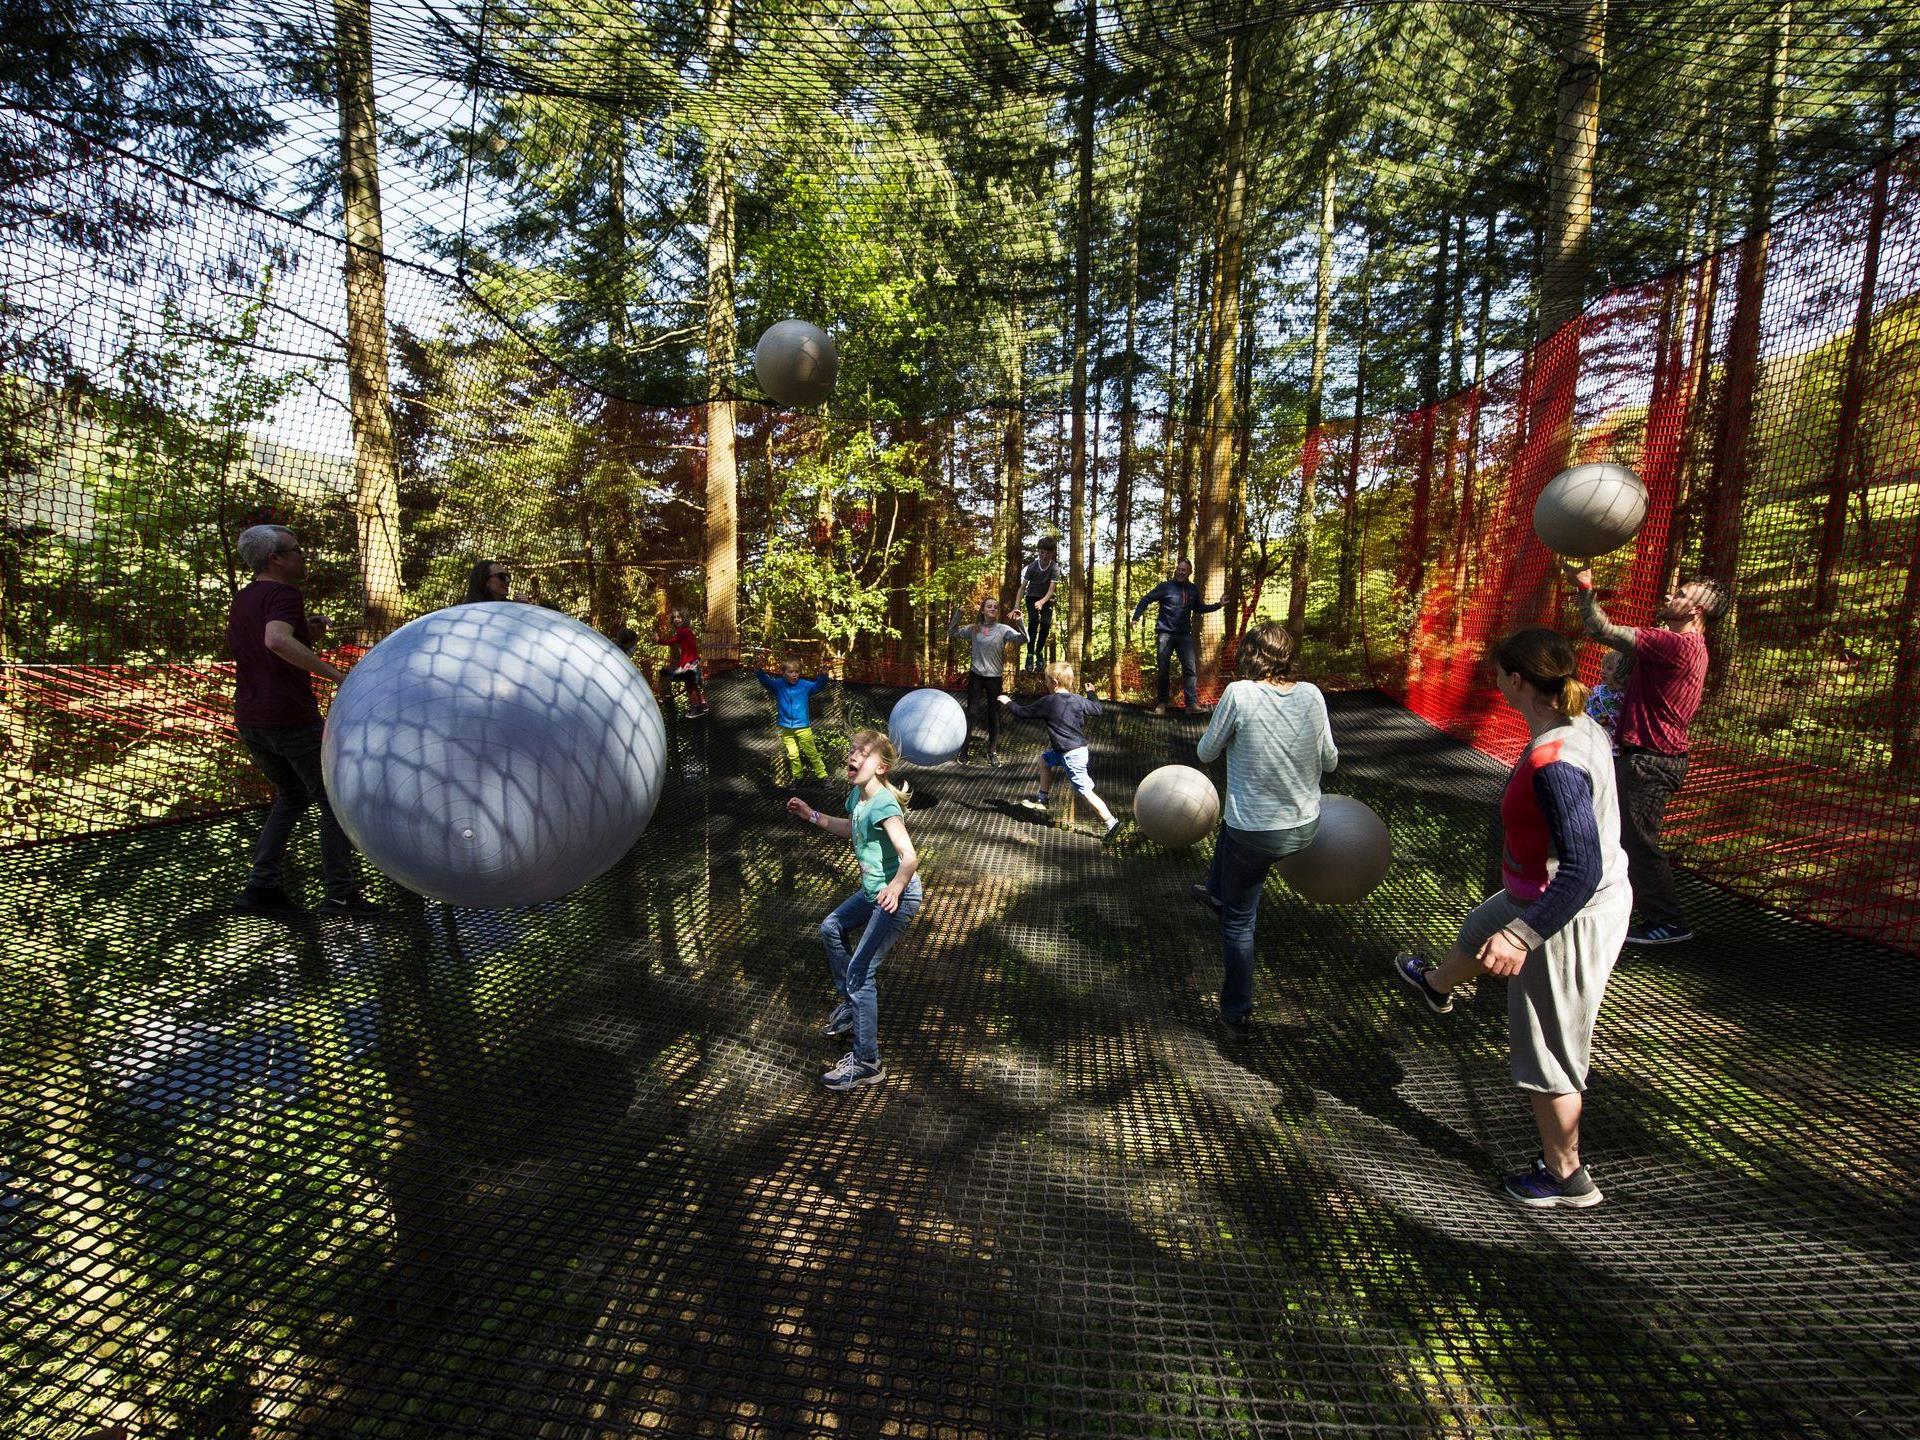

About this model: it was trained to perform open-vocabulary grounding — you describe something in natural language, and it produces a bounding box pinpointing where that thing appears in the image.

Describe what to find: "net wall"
[4,110,1919,952]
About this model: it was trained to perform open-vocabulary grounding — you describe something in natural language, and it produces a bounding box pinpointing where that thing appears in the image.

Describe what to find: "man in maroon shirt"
[1568,564,1730,946]
[230,525,375,916]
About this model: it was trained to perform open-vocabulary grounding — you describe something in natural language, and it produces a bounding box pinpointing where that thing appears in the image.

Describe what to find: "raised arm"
[1568,567,1637,653]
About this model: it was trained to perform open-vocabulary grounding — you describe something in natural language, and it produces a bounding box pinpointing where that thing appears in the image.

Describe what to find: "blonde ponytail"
[1494,627,1588,719]
[1559,675,1590,720]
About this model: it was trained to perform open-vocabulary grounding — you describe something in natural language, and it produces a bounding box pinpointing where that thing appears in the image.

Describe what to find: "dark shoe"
[687,704,708,718]
[1189,883,1223,919]
[986,749,1001,767]
[822,1052,885,1091]
[235,886,300,916]
[1395,954,1454,1015]
[316,893,382,918]
[1627,922,1693,946]
[823,1002,854,1037]
[1101,817,1124,844]
[1502,1155,1603,1209]
[1216,1011,1253,1041]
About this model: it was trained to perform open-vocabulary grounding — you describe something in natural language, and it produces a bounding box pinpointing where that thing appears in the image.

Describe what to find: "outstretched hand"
[1562,560,1594,590]
[785,796,816,822]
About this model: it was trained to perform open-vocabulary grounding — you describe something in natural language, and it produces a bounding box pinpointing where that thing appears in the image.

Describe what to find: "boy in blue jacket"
[756,650,832,782]
[999,661,1123,841]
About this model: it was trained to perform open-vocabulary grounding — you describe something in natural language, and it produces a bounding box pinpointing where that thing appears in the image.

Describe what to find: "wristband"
[809,808,820,825]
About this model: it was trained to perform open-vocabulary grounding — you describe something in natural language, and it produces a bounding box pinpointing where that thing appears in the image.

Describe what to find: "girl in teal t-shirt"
[786,727,923,1091]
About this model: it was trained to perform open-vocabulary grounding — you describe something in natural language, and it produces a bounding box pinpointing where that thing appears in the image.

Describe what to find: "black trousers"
[1616,747,1689,927]
[1155,630,1199,708]
[239,720,359,900]
[1025,600,1054,670]
[966,671,1003,754]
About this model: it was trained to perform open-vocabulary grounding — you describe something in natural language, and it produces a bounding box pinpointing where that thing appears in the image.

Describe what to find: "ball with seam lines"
[321,602,666,908]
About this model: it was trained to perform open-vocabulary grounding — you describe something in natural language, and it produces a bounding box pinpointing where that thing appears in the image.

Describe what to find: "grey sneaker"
[1021,792,1049,811]
[823,1002,854,1036]
[822,1052,884,1091]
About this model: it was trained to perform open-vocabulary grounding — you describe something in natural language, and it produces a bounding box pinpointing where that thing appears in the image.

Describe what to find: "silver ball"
[322,603,667,908]
[754,319,839,408]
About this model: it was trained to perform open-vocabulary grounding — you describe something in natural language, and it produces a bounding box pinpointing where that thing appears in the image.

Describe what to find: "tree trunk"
[1158,224,1184,572]
[1196,31,1252,690]
[1406,208,1450,603]
[702,0,739,658]
[590,125,644,635]
[1000,307,1027,608]
[1813,89,1896,618]
[1230,274,1259,641]
[1538,0,1605,341]
[1288,158,1337,639]
[1892,514,1920,777]
[1503,0,1605,625]
[1335,235,1374,644]
[333,0,405,637]
[1064,0,1096,663]
[1448,211,1496,643]
[1701,7,1790,685]
[1111,200,1141,689]
[1665,124,1728,592]
[1177,249,1207,562]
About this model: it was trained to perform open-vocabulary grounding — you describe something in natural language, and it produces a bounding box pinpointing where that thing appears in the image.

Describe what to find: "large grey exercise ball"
[1532,462,1649,559]
[1134,764,1220,848]
[754,319,839,408]
[888,687,968,766]
[1277,795,1392,904]
[321,602,667,908]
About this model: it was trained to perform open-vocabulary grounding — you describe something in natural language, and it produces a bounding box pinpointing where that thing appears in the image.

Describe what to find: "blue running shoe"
[1502,1155,1603,1209]
[1627,922,1694,946]
[1395,954,1454,1015]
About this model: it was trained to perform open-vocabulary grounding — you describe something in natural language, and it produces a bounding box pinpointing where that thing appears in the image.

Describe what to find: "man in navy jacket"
[1130,559,1225,714]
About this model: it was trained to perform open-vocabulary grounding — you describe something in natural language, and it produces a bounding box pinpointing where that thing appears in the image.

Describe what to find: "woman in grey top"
[950,598,1028,765]
[1191,622,1338,1033]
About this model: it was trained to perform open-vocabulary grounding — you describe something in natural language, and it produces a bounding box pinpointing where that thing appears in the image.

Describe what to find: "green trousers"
[779,725,828,781]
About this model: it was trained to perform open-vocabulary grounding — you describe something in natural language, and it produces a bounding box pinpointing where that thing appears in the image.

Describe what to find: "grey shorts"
[1455,886,1631,1094]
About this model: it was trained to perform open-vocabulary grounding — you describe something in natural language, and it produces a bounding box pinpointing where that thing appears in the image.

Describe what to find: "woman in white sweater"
[1192,622,1338,1034]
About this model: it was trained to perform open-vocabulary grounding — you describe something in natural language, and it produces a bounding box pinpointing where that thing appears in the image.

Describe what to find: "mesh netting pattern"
[5,684,1918,1437]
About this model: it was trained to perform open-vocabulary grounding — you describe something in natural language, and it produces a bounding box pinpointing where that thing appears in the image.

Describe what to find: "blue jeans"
[820,878,923,1062]
[1155,630,1199,708]
[1206,820,1318,1021]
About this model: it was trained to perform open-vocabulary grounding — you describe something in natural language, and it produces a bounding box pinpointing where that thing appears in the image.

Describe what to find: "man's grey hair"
[237,524,296,574]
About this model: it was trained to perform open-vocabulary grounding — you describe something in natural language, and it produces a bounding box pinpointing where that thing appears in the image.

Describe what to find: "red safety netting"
[1387,145,1920,953]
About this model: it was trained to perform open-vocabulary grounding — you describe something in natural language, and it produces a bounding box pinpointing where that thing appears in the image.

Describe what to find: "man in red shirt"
[1568,564,1730,946]
[229,525,375,917]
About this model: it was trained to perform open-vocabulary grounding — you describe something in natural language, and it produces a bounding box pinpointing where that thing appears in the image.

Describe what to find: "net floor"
[5,679,1918,1438]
